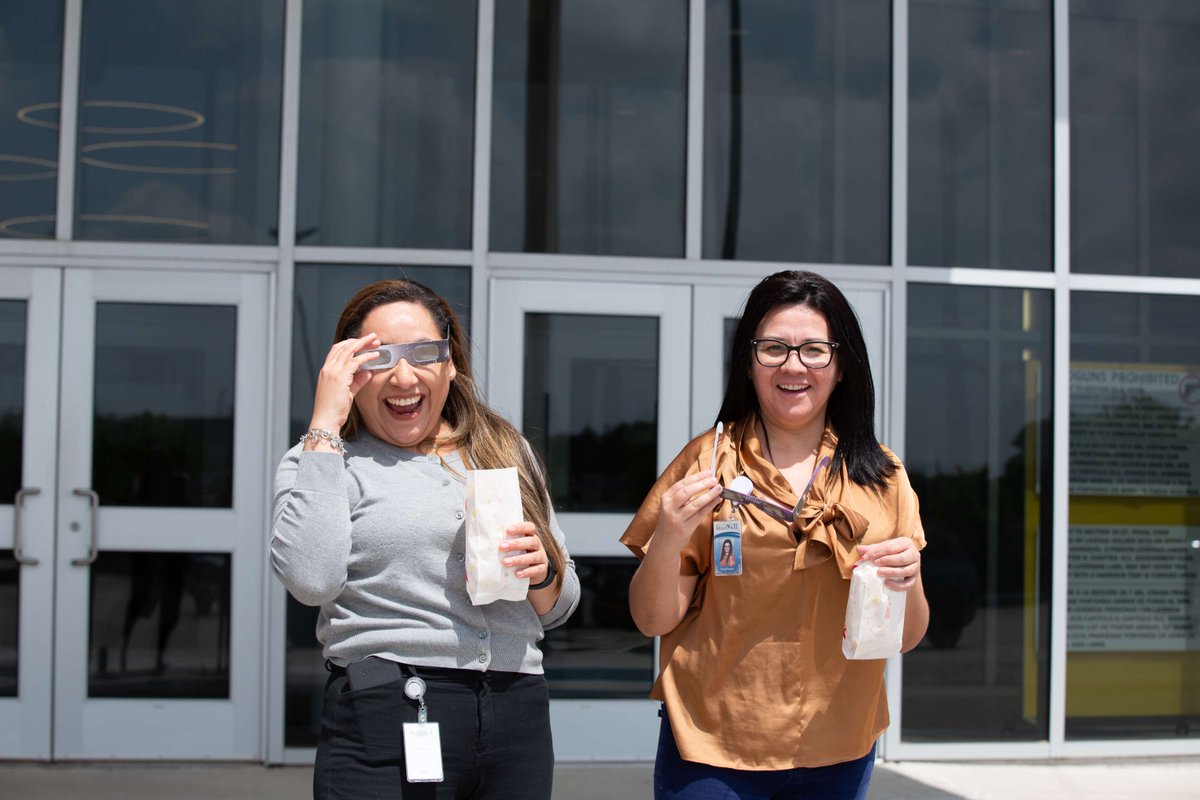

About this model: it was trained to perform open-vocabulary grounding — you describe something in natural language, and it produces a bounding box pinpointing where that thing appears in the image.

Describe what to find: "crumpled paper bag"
[464,467,529,605]
[842,560,906,660]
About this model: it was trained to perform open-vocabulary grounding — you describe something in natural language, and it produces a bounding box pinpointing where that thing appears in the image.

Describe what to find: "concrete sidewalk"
[1,758,1198,799]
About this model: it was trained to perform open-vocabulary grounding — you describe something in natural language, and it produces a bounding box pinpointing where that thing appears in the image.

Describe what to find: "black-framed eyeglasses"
[751,339,839,369]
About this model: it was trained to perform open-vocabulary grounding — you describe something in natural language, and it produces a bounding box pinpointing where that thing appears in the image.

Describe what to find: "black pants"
[314,664,554,800]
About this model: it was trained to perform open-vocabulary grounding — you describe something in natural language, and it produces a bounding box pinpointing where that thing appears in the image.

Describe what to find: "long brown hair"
[334,279,565,589]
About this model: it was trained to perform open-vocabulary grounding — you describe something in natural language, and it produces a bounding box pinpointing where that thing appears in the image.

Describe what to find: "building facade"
[0,0,1197,763]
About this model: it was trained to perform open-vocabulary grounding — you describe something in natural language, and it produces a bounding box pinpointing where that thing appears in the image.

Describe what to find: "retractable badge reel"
[402,676,444,783]
[710,424,743,577]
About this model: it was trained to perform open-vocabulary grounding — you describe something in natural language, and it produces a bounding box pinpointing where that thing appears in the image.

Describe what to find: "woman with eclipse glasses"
[272,279,578,799]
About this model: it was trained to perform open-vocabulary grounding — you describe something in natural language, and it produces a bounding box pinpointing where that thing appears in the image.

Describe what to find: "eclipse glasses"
[358,336,450,371]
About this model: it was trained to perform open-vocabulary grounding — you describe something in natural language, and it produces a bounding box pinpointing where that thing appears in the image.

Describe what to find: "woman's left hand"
[857,538,921,592]
[500,521,550,588]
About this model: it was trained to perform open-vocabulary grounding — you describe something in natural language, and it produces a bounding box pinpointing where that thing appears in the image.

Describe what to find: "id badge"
[713,519,742,576]
[403,722,444,783]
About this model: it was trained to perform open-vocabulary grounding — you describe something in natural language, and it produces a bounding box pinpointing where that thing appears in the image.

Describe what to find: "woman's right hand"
[308,333,382,433]
[654,472,723,550]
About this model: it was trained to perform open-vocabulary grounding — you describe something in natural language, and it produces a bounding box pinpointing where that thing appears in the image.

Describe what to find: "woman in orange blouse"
[623,270,929,799]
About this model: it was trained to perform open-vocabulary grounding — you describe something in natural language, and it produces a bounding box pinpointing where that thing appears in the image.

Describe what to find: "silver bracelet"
[299,427,345,454]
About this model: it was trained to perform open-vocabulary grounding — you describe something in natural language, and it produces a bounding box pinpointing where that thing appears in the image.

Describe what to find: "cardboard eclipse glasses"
[358,337,450,371]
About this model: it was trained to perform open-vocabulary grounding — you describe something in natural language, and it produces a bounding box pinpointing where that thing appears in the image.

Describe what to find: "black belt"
[326,658,519,683]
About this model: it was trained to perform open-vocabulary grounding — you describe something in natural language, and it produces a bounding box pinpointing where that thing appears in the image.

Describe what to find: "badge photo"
[713,521,742,576]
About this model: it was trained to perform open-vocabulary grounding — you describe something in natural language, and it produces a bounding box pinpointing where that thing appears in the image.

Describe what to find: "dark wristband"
[529,559,557,591]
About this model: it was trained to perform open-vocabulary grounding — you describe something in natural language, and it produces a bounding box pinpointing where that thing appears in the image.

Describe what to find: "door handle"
[13,487,41,565]
[71,488,99,566]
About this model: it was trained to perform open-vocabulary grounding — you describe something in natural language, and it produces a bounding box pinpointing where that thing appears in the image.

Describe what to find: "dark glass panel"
[543,557,653,698]
[903,285,1054,741]
[1066,291,1200,740]
[705,0,890,263]
[74,0,283,243]
[0,301,26,503]
[523,313,658,512]
[88,552,231,698]
[492,0,687,256]
[909,0,1052,270]
[1072,1,1200,277]
[289,265,471,441]
[0,551,16,696]
[0,3,63,240]
[297,0,476,248]
[93,303,236,508]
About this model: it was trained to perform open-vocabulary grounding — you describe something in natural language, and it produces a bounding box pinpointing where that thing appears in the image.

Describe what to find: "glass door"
[48,268,268,759]
[488,277,692,760]
[0,268,61,760]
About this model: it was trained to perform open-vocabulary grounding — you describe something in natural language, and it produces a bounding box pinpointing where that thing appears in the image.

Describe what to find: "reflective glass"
[297,0,476,248]
[0,551,16,696]
[909,0,1052,270]
[543,557,653,698]
[74,0,284,243]
[523,313,658,512]
[289,265,471,441]
[0,4,62,240]
[492,0,687,256]
[1067,292,1200,740]
[93,303,236,508]
[1072,1,1200,277]
[88,552,230,698]
[705,0,890,263]
[903,285,1054,741]
[0,301,27,503]
[283,597,322,747]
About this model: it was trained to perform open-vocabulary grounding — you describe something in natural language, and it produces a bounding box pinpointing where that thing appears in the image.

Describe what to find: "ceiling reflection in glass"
[73,0,284,244]
[0,4,63,241]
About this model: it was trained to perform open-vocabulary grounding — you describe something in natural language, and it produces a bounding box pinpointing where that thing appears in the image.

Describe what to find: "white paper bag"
[464,467,529,605]
[842,560,906,660]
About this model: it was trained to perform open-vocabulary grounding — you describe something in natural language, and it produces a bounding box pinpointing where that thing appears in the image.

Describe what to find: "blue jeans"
[654,713,875,800]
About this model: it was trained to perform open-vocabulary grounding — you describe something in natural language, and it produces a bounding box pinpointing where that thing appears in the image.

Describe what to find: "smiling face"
[353,301,456,449]
[750,303,841,436]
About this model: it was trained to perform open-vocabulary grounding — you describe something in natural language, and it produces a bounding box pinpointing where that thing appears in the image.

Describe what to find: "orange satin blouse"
[620,414,926,770]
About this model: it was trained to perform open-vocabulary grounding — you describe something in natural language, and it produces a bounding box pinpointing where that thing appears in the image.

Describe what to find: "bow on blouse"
[793,483,871,578]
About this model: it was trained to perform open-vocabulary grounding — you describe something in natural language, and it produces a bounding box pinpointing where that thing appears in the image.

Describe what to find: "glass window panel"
[0,4,63,240]
[93,303,236,508]
[492,0,687,256]
[88,552,231,698]
[903,285,1054,741]
[1067,291,1200,740]
[297,0,476,248]
[0,300,27,503]
[543,557,653,698]
[283,596,322,747]
[704,0,890,263]
[908,0,1052,270]
[1071,2,1200,277]
[0,551,16,697]
[523,313,658,512]
[289,265,471,441]
[74,0,284,243]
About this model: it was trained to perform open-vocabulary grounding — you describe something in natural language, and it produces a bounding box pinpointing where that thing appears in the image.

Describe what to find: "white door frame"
[488,276,692,760]
[50,268,269,759]
[0,268,62,760]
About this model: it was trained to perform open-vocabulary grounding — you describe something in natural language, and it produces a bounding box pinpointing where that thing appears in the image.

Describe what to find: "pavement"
[1,758,1199,800]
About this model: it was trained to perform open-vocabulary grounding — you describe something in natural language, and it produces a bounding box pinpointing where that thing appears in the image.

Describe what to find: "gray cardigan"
[271,431,580,673]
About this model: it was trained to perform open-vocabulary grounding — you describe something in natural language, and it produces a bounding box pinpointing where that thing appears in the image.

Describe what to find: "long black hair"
[716,270,896,490]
